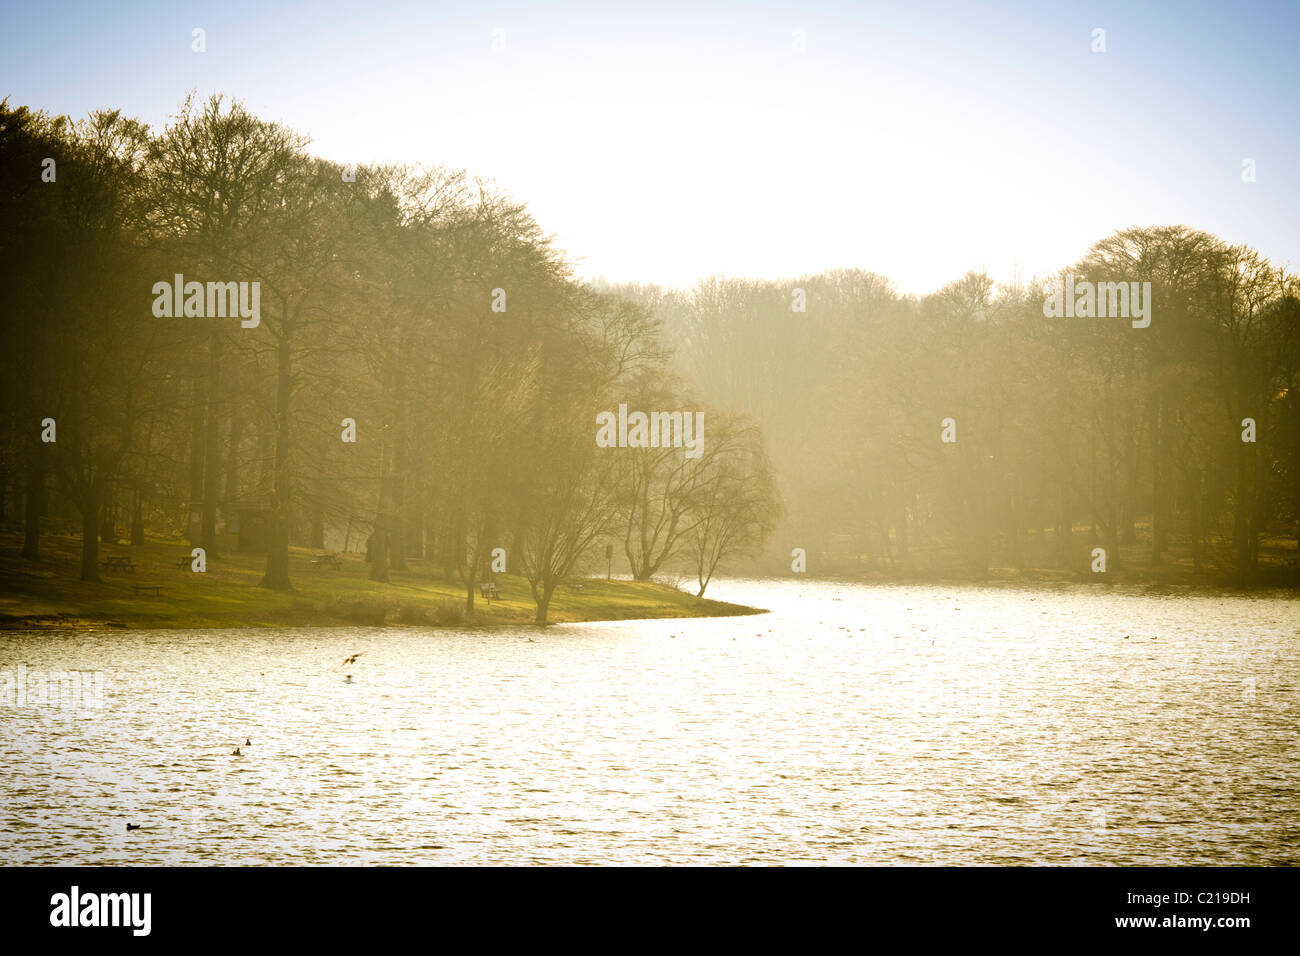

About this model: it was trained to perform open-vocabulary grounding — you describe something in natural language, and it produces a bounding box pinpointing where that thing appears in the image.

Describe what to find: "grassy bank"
[0,532,763,630]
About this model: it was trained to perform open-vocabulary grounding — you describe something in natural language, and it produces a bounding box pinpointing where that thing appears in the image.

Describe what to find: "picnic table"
[312,553,341,569]
[132,583,165,597]
[478,581,501,601]
[102,556,137,573]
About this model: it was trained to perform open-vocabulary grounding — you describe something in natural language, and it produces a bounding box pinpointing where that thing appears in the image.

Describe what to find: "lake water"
[1,578,1297,865]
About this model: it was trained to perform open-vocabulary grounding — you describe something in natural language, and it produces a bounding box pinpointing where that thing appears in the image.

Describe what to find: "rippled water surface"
[1,579,1297,865]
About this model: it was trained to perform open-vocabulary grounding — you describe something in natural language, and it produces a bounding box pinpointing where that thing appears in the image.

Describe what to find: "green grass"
[0,531,762,630]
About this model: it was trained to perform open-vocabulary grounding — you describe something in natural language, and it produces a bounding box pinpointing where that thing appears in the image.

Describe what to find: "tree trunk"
[369,514,390,582]
[534,585,554,624]
[388,425,408,572]
[188,375,206,544]
[1234,439,1256,575]
[225,362,243,504]
[310,502,325,550]
[263,511,292,590]
[100,483,117,543]
[21,463,42,561]
[260,326,294,591]
[79,480,103,582]
[1150,395,1166,565]
[390,510,408,572]
[21,460,43,560]
[464,533,490,613]
[1189,470,1204,575]
[200,329,223,555]
[369,435,395,582]
[130,487,145,546]
[696,568,714,598]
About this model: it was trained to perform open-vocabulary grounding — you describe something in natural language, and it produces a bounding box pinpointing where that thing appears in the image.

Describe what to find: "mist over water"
[2,579,1296,865]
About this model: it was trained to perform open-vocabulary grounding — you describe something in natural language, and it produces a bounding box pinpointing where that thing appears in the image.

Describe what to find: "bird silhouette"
[126,823,141,832]
[341,652,364,666]
[231,747,242,756]
[245,737,251,746]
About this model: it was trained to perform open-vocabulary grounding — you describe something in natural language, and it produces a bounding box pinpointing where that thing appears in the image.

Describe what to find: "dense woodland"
[0,96,776,620]
[622,230,1300,581]
[2,95,1298,613]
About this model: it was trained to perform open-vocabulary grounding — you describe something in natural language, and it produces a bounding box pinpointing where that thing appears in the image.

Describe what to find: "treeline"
[3,94,1295,596]
[0,96,776,620]
[613,227,1300,581]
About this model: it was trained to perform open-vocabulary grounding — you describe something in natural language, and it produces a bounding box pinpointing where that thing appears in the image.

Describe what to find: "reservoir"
[2,578,1296,865]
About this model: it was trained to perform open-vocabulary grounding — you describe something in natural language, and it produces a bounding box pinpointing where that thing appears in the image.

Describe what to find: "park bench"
[312,553,341,569]
[177,555,195,568]
[478,581,501,601]
[102,556,137,573]
[132,583,165,597]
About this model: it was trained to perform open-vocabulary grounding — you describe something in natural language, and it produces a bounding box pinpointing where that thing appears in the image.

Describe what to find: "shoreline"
[0,532,762,631]
[5,531,1295,633]
[0,600,765,632]
[806,565,1300,591]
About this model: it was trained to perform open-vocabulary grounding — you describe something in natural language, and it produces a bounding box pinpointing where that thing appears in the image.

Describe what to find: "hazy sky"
[3,0,1297,295]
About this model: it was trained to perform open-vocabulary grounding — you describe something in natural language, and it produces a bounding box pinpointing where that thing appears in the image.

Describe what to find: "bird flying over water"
[341,652,364,665]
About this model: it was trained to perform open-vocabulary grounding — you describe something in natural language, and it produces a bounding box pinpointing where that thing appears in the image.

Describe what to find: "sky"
[2,0,1298,295]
